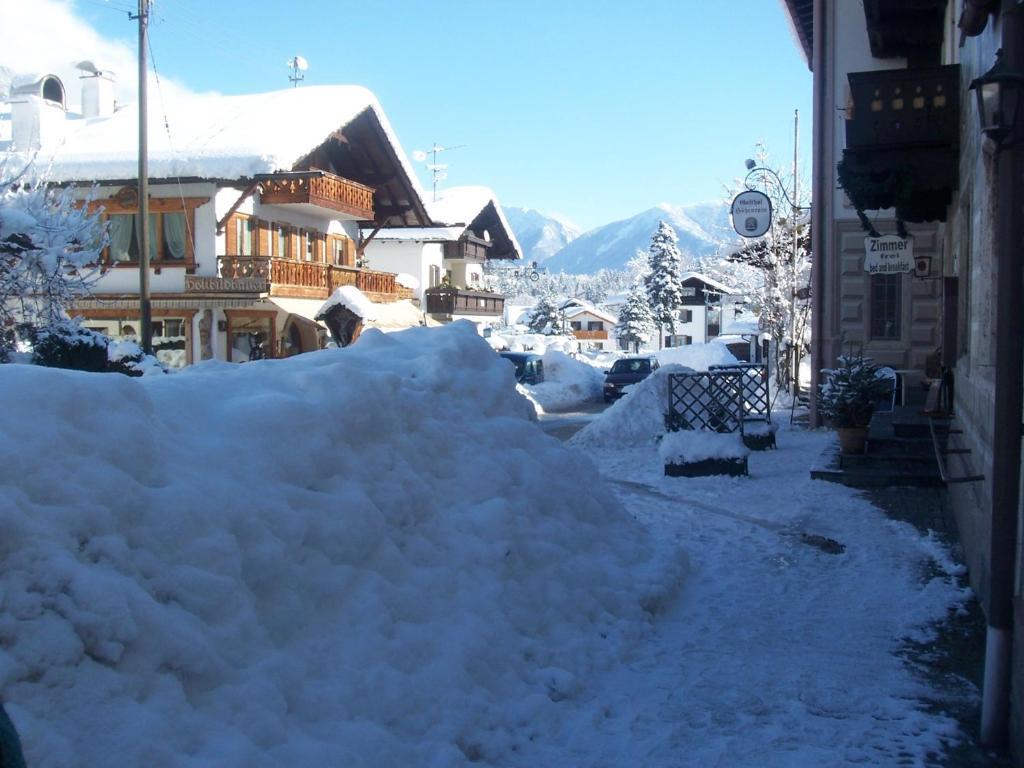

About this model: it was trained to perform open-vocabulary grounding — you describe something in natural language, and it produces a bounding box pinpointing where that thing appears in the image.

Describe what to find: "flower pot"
[836,426,869,454]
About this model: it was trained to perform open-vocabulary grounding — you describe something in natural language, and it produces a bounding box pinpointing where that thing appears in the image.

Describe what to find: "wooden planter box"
[665,456,748,478]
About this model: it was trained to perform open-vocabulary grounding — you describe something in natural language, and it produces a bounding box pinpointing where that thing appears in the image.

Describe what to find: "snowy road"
[538,401,609,441]
[512,425,972,767]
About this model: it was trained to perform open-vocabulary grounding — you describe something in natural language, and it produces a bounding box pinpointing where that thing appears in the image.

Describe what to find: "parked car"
[499,352,545,385]
[603,355,659,402]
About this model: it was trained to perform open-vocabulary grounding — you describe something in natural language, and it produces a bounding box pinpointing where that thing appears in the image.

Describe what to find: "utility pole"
[791,109,799,397]
[133,0,153,354]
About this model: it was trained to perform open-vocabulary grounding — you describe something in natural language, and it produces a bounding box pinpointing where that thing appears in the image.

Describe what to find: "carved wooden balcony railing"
[218,256,408,301]
[424,287,504,317]
[257,171,375,219]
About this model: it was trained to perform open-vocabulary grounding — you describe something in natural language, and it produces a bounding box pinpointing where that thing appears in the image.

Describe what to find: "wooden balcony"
[257,171,375,220]
[217,256,411,302]
[572,329,609,341]
[424,287,504,317]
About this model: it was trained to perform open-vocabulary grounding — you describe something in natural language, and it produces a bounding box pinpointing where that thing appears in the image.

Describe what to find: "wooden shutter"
[226,215,238,254]
[256,219,270,256]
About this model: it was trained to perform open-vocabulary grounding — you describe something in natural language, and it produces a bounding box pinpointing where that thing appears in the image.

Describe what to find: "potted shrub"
[816,355,893,454]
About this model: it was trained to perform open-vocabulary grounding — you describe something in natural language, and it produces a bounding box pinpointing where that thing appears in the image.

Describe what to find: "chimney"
[10,74,67,151]
[80,70,116,119]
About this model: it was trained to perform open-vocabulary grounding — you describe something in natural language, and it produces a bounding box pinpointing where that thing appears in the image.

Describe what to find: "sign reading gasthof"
[730,190,773,238]
[863,235,914,274]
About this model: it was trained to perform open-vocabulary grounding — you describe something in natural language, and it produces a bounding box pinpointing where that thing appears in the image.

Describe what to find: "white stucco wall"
[364,240,443,303]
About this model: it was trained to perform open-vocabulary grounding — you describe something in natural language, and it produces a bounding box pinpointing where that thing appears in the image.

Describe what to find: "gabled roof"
[3,84,429,226]
[564,304,618,324]
[369,185,522,259]
[680,271,738,295]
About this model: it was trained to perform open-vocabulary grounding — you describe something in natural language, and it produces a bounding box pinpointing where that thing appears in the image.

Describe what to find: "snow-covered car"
[603,356,659,402]
[499,352,545,385]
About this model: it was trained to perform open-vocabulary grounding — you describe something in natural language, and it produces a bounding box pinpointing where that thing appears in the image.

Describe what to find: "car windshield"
[610,359,651,374]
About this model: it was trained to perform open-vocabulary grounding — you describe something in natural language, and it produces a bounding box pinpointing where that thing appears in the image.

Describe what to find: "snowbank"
[655,342,738,370]
[571,364,694,448]
[526,350,604,411]
[0,323,683,767]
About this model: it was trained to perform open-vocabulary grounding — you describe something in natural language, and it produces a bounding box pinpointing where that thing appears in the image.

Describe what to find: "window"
[588,321,603,331]
[681,335,693,345]
[570,321,582,331]
[870,273,902,339]
[680,310,693,323]
[429,265,442,288]
[330,236,349,266]
[234,216,254,256]
[270,223,291,258]
[107,211,190,263]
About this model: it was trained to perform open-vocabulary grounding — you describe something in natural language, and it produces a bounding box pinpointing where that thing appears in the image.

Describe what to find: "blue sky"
[72,0,812,231]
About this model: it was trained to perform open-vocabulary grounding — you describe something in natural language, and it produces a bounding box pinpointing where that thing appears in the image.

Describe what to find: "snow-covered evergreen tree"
[643,221,686,348]
[527,292,567,335]
[0,163,106,359]
[615,282,654,352]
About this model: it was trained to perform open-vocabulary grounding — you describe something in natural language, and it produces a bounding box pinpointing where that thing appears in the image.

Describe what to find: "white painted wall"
[364,240,443,303]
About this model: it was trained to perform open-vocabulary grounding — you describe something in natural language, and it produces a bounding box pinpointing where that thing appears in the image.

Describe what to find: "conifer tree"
[643,221,686,348]
[615,282,654,353]
[527,292,567,335]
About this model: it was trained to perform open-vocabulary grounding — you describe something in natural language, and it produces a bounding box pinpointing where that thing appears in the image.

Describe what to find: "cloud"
[0,0,197,110]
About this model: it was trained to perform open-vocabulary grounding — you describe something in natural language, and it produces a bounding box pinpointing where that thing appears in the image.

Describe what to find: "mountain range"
[505,202,734,275]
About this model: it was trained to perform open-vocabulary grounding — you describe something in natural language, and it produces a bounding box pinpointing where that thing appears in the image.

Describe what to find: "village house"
[1,73,433,367]
[664,272,736,347]
[364,185,522,333]
[783,0,1024,758]
[558,299,617,351]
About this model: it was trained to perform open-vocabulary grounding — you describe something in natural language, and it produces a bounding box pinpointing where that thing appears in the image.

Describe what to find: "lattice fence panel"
[709,363,771,422]
[666,371,745,433]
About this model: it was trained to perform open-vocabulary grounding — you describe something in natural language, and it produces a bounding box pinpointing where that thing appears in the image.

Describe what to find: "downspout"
[809,0,828,427]
[981,4,1024,748]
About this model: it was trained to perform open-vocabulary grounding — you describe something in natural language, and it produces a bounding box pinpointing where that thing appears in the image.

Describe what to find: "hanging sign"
[863,235,914,274]
[730,190,773,238]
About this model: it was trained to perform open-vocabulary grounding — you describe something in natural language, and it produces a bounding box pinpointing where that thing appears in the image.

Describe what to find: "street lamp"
[970,49,1024,150]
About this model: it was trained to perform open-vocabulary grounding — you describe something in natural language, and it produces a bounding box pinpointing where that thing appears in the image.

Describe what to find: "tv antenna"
[412,142,466,202]
[287,56,308,88]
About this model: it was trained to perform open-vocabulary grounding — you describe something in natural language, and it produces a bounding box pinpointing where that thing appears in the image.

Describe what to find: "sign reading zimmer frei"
[863,235,914,274]
[730,190,773,238]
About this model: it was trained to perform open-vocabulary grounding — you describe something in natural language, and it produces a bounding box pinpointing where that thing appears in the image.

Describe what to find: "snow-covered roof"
[370,226,466,242]
[2,85,426,205]
[371,185,522,259]
[564,305,618,324]
[680,271,738,295]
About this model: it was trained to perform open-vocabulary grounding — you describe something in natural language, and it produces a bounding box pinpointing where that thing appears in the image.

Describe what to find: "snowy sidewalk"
[515,426,979,767]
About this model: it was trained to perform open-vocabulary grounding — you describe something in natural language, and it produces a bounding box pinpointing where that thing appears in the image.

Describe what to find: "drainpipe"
[981,4,1024,748]
[809,0,828,426]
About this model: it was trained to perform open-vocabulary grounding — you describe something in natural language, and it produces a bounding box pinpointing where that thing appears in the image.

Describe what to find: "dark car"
[500,352,545,385]
[603,355,659,402]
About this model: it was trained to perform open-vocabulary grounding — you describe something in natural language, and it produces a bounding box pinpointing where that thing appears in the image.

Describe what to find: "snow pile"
[659,430,750,464]
[526,349,604,411]
[571,364,694,448]
[655,341,738,370]
[488,332,576,355]
[316,284,376,320]
[0,323,683,767]
[394,272,420,290]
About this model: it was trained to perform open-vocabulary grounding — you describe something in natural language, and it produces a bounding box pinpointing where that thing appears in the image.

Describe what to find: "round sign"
[730,190,773,238]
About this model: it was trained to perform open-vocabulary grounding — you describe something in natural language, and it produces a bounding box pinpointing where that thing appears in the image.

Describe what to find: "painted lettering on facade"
[185,276,269,293]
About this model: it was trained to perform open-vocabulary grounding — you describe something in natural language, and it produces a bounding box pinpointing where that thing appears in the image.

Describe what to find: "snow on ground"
[572,364,694,448]
[525,349,604,412]
[536,389,973,766]
[0,324,686,767]
[0,325,976,767]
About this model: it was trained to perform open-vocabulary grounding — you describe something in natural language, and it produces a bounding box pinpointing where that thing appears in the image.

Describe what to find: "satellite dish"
[75,60,101,75]
[412,150,427,162]
[293,56,309,71]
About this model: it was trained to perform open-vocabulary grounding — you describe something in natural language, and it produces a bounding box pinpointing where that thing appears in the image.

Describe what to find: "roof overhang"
[779,0,813,67]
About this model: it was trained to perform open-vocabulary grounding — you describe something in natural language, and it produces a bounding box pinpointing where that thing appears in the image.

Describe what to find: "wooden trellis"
[708,363,772,423]
[666,371,746,434]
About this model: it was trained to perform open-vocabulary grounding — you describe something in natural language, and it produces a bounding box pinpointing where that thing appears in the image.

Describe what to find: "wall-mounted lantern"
[970,49,1024,149]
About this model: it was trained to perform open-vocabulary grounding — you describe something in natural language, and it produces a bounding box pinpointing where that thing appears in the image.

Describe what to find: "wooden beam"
[357,224,384,256]
[216,181,259,235]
